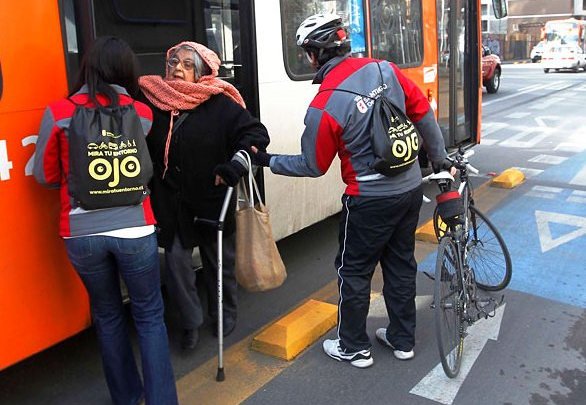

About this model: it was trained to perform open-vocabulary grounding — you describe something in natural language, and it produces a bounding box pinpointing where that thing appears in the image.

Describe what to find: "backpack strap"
[317,61,385,99]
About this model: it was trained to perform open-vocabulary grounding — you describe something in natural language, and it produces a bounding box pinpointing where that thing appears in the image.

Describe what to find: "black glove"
[252,149,273,167]
[432,158,454,174]
[213,160,248,187]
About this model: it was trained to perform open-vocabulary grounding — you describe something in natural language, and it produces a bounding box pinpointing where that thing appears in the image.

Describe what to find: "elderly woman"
[139,41,270,350]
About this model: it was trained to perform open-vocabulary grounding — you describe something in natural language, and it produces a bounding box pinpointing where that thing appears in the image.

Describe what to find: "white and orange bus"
[0,0,506,370]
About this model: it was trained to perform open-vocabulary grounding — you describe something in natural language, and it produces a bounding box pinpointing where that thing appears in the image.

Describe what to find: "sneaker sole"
[350,357,374,368]
[393,351,414,361]
[325,351,374,368]
[376,332,414,361]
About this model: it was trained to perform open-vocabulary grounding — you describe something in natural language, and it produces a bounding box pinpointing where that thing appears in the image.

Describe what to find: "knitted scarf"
[138,41,246,177]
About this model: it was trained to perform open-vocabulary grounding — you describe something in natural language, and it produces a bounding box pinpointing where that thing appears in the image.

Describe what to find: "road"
[1,63,585,405]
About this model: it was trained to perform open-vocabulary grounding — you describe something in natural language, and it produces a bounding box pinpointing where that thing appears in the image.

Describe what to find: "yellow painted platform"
[491,168,525,189]
[415,219,441,243]
[251,299,337,361]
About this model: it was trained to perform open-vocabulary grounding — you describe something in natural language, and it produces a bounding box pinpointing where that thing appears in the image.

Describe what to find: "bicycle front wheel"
[434,237,463,378]
[468,206,512,291]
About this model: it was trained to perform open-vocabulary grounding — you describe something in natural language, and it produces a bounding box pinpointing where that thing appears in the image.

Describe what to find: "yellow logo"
[101,129,123,139]
[88,156,141,187]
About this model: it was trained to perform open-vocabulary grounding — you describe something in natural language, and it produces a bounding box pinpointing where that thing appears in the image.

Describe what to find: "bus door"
[436,0,480,148]
[0,0,90,371]
[69,0,259,116]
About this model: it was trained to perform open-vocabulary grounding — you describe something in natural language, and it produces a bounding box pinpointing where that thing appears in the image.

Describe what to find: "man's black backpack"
[67,100,153,210]
[320,62,420,177]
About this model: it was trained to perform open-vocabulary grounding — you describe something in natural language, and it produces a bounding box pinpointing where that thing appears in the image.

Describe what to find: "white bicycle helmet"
[296,13,349,49]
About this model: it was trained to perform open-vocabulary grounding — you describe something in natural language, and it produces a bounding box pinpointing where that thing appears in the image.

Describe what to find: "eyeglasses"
[167,57,195,70]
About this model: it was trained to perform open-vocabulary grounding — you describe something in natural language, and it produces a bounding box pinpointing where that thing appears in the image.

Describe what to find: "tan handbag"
[234,152,286,292]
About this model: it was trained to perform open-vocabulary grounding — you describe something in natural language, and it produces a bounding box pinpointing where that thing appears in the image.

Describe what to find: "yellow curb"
[251,299,338,360]
[415,220,439,243]
[491,168,525,189]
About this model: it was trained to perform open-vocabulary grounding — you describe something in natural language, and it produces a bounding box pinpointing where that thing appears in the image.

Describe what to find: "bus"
[543,18,586,51]
[0,0,506,370]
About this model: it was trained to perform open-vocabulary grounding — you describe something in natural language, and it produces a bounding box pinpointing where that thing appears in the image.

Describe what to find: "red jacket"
[33,85,156,237]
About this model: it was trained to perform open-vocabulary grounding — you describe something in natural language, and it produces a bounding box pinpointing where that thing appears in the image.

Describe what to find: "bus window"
[369,0,423,67]
[203,1,240,81]
[436,0,479,147]
[280,0,356,80]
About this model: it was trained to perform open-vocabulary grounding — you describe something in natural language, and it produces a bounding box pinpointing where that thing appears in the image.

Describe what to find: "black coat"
[144,93,270,249]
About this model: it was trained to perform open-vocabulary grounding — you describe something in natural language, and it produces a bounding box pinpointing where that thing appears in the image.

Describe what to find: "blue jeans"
[65,233,178,405]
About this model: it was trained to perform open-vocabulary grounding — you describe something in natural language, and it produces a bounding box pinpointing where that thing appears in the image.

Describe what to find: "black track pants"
[334,186,423,352]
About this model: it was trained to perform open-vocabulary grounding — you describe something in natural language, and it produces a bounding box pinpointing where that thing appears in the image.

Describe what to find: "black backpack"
[67,100,153,210]
[320,62,421,177]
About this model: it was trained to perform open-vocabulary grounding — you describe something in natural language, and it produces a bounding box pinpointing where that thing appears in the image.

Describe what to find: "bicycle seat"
[427,172,455,182]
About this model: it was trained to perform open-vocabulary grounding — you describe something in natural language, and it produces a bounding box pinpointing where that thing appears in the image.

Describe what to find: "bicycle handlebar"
[466,164,479,175]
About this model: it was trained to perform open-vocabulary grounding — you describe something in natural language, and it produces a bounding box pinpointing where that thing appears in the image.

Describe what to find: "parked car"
[482,45,501,93]
[542,44,586,73]
[530,41,546,63]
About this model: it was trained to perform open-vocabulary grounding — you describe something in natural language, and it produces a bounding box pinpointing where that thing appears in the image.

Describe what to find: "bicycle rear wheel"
[434,237,463,378]
[468,206,512,291]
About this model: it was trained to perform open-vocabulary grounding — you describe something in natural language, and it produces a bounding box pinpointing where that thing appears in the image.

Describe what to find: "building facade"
[482,0,586,60]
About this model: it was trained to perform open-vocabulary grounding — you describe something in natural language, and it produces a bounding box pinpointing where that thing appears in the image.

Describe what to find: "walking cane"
[193,186,233,382]
[193,150,250,382]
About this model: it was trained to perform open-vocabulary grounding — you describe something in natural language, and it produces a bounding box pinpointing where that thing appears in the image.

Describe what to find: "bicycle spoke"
[468,206,512,291]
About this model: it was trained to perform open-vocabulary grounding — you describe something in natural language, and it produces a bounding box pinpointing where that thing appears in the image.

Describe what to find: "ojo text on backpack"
[67,100,153,210]
[319,62,421,177]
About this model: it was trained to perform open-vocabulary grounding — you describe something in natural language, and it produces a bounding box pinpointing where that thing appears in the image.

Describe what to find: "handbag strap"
[235,150,264,209]
[172,112,189,134]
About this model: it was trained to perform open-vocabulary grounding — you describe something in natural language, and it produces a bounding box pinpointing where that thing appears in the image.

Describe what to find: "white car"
[530,41,546,63]
[542,44,586,73]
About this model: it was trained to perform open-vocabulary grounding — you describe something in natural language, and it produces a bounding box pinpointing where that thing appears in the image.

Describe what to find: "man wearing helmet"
[252,13,451,368]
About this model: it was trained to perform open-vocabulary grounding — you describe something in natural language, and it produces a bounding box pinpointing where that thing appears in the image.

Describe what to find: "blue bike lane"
[418,150,586,308]
[489,150,586,308]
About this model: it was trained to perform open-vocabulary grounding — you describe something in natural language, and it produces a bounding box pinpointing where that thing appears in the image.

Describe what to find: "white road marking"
[528,155,568,165]
[526,186,564,199]
[535,211,586,253]
[505,112,531,119]
[532,186,563,193]
[513,167,544,178]
[545,81,571,90]
[554,143,586,153]
[479,138,499,146]
[410,305,506,405]
[567,196,586,204]
[569,165,586,187]
[499,130,549,148]
[482,122,509,136]
[518,83,546,92]
[527,192,557,199]
[530,97,565,110]
[482,82,565,106]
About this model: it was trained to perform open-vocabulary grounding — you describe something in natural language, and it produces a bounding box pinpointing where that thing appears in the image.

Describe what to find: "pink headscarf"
[138,41,246,178]
[139,41,245,111]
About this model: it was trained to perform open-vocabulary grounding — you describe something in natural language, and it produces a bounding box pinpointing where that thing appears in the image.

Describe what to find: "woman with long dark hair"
[34,36,178,405]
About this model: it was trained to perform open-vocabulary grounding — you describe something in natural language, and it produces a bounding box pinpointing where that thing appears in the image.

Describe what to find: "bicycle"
[425,148,512,291]
[423,148,511,378]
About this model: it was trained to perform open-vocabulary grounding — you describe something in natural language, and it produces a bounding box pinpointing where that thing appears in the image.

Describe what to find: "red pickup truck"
[482,45,501,94]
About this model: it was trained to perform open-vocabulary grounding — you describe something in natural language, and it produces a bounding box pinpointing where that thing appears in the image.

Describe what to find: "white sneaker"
[322,339,374,368]
[375,328,414,360]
